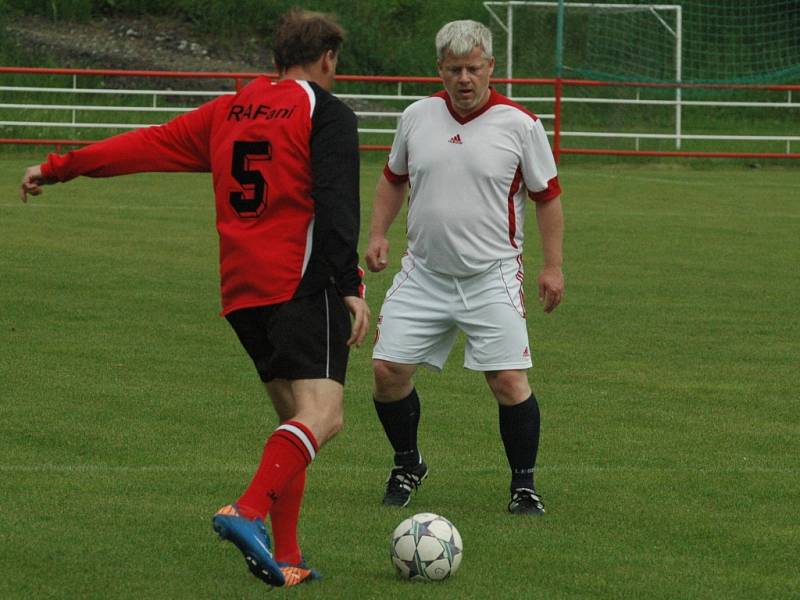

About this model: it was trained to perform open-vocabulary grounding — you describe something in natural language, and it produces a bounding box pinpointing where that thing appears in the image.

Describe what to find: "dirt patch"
[3,14,377,109]
[3,14,272,77]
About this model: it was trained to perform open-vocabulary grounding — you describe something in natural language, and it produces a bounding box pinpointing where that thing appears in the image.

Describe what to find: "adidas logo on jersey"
[522,346,530,358]
[448,134,463,144]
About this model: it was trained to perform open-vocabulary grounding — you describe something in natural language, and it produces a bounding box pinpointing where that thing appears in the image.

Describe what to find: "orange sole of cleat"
[280,566,315,587]
[214,504,240,517]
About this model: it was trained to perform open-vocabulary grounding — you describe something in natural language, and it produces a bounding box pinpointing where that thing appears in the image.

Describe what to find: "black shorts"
[226,287,351,384]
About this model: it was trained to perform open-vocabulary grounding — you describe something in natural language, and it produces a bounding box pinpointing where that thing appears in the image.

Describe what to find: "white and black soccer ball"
[390,512,463,581]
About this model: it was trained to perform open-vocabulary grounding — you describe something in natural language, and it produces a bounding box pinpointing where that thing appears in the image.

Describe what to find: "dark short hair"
[272,8,345,72]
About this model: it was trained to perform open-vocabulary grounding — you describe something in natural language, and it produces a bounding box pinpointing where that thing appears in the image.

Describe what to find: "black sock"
[374,388,421,467]
[498,394,540,490]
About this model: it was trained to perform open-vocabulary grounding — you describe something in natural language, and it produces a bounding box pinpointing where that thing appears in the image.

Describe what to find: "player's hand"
[343,295,371,347]
[538,266,564,313]
[365,235,390,272]
[20,165,54,203]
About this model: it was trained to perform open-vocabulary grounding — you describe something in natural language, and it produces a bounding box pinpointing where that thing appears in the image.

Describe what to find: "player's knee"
[372,359,395,384]
[486,370,531,404]
[372,359,413,391]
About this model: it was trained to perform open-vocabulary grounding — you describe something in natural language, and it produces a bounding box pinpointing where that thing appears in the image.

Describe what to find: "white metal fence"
[1,68,799,157]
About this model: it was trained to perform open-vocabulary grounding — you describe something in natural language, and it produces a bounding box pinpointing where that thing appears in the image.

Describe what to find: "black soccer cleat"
[508,487,546,515]
[382,462,428,507]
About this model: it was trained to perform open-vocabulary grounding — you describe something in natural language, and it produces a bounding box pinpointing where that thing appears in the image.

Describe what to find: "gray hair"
[435,20,493,61]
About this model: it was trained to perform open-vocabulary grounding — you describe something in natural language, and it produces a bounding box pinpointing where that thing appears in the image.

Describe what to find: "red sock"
[237,421,318,520]
[270,469,306,564]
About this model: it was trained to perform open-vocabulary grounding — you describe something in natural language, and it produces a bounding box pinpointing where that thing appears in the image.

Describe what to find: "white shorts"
[372,253,533,372]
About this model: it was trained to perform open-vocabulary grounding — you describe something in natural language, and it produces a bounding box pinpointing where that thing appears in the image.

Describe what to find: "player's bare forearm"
[366,175,407,271]
[535,197,564,312]
[369,175,407,239]
[536,196,564,269]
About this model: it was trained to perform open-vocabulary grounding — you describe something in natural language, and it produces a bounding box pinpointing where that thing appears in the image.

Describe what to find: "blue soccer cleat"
[212,504,285,587]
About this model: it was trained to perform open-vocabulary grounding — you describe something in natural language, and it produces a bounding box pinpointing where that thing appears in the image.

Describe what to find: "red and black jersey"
[41,77,362,315]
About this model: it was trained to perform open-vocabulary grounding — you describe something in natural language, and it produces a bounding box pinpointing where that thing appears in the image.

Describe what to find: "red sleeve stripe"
[507,166,523,249]
[528,176,562,202]
[383,163,409,184]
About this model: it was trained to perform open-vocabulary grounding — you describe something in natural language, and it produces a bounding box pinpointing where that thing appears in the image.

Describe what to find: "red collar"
[436,87,500,124]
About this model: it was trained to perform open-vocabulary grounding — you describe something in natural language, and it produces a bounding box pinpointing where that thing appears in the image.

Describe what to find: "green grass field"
[1,154,798,599]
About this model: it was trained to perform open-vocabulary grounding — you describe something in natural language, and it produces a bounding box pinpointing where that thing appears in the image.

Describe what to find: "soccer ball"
[390,512,463,581]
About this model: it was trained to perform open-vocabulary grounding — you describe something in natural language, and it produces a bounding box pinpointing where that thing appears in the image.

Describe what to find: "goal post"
[484,2,683,83]
[494,0,800,85]
[484,1,684,147]
[484,1,800,152]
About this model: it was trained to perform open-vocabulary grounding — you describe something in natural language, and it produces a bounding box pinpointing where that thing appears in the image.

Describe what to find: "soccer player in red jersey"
[20,8,369,588]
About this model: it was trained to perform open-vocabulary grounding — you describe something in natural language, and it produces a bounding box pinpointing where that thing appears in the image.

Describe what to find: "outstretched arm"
[19,97,219,202]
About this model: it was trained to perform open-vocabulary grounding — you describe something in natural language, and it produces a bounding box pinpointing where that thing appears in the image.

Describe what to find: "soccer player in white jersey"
[366,20,564,515]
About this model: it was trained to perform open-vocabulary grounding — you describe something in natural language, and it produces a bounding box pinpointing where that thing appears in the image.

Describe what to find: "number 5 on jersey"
[229,140,271,218]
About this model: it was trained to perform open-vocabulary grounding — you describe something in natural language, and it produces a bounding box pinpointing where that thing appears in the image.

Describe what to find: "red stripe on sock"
[274,430,313,463]
[283,421,319,452]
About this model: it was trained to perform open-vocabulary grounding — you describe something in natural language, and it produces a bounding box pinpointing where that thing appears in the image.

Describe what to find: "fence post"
[72,74,77,125]
[553,0,565,163]
[553,78,562,164]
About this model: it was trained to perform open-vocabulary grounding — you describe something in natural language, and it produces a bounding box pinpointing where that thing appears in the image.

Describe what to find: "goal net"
[485,1,800,83]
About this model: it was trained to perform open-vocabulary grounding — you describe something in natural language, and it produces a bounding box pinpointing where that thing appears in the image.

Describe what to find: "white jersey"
[385,88,560,277]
